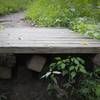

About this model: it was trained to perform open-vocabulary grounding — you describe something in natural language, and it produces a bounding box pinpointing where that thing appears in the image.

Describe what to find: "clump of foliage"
[26,0,100,26]
[69,17,100,39]
[26,0,72,27]
[0,0,32,15]
[42,56,100,100]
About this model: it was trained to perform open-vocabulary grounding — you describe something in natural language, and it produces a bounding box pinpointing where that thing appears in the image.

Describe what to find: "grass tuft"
[0,0,32,15]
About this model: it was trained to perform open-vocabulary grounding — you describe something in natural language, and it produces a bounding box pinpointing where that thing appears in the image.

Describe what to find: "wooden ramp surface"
[0,27,100,53]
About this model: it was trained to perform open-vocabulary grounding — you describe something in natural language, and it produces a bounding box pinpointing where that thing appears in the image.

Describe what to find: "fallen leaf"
[0,25,4,31]
[80,41,89,46]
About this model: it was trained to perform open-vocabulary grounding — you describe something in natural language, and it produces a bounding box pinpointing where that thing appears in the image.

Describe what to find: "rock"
[0,67,12,79]
[93,54,100,66]
[27,55,46,72]
[0,53,16,67]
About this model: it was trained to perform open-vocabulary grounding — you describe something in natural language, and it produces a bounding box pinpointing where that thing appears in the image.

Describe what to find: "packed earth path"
[0,11,32,28]
[0,12,54,100]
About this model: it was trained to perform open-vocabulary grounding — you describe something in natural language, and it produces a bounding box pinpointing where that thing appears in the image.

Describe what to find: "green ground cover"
[26,0,100,39]
[0,0,32,15]
[42,56,100,100]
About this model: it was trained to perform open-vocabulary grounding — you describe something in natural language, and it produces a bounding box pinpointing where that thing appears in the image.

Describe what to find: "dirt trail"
[0,12,31,28]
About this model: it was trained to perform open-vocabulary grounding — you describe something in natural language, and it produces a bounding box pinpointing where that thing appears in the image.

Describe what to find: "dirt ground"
[0,55,54,100]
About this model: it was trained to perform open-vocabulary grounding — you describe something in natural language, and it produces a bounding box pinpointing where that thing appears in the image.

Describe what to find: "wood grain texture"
[0,27,100,53]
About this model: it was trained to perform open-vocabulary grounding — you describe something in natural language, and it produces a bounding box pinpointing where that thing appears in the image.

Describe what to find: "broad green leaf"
[80,67,87,73]
[55,57,61,61]
[71,72,76,79]
[71,58,74,62]
[49,63,56,67]
[51,75,58,84]
[61,63,66,69]
[75,66,78,71]
[95,67,100,73]
[77,57,85,64]
[69,66,75,71]
[63,59,69,63]
[95,85,100,97]
[74,58,80,65]
[57,61,62,65]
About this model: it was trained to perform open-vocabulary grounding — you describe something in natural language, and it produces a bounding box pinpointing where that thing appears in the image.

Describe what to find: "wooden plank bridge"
[0,27,100,54]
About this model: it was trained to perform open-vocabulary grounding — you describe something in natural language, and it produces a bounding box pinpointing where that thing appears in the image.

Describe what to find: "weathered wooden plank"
[0,27,100,53]
[0,42,100,46]
[0,47,99,53]
[0,27,76,34]
[0,41,100,45]
[2,41,100,45]
[0,36,99,42]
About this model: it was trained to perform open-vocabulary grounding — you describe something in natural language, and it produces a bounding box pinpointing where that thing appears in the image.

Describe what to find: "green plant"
[0,0,32,15]
[42,56,100,100]
[77,67,100,100]
[70,17,100,39]
[26,0,73,27]
[41,56,85,99]
[26,0,100,27]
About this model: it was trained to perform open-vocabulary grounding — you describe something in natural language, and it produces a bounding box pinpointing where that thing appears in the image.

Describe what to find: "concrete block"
[0,67,12,79]
[93,54,100,66]
[27,55,46,72]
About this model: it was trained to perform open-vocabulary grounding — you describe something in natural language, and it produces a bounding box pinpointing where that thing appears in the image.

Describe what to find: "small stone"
[93,54,100,66]
[0,67,12,79]
[27,55,46,72]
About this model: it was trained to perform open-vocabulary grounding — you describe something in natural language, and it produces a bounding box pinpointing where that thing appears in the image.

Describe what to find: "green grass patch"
[26,0,100,27]
[69,17,100,39]
[0,0,32,15]
[26,0,100,39]
[26,0,72,27]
